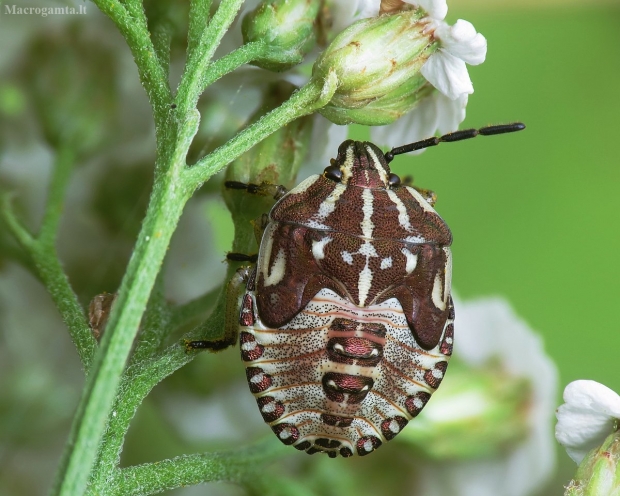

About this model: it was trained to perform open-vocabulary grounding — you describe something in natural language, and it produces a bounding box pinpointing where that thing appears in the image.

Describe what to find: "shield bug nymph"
[189,123,525,458]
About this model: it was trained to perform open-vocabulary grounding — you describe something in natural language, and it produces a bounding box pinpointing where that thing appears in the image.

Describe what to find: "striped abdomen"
[239,287,454,457]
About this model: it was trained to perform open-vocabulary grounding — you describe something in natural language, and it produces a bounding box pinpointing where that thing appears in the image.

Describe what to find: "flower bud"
[397,359,532,459]
[312,9,438,125]
[242,0,321,72]
[565,429,620,496]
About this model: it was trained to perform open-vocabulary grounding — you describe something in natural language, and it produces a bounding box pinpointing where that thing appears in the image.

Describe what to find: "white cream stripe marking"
[262,402,276,413]
[365,145,388,185]
[443,247,453,301]
[241,341,257,351]
[341,251,353,265]
[287,174,320,195]
[380,257,392,269]
[358,265,373,307]
[250,373,264,384]
[387,189,412,231]
[307,183,347,229]
[431,272,446,311]
[405,186,435,213]
[389,420,400,434]
[360,188,375,239]
[358,243,377,257]
[340,145,355,184]
[401,248,418,274]
[263,248,287,287]
[358,189,376,306]
[311,236,332,261]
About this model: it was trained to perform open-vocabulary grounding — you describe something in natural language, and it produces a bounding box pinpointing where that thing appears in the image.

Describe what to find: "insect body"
[239,138,455,457]
[191,123,524,457]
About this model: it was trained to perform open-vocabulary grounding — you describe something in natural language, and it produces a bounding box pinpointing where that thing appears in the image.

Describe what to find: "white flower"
[421,19,487,100]
[325,0,381,35]
[414,297,558,496]
[370,92,466,150]
[403,0,447,20]
[555,380,620,464]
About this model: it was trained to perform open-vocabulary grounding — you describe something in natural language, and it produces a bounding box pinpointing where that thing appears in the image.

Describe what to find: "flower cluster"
[235,0,487,164]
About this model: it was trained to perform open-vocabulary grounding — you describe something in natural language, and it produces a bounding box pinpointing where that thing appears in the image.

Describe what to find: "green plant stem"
[106,438,287,496]
[185,73,339,188]
[199,42,268,91]
[88,287,229,493]
[91,0,172,122]
[88,341,200,493]
[187,0,213,59]
[50,112,201,496]
[176,0,245,114]
[0,148,96,370]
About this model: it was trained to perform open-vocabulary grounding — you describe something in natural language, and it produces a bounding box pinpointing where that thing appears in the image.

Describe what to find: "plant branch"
[88,292,227,493]
[91,0,172,122]
[184,73,339,189]
[187,0,213,61]
[106,437,287,496]
[199,41,267,91]
[0,153,96,370]
[50,112,201,496]
[176,0,244,114]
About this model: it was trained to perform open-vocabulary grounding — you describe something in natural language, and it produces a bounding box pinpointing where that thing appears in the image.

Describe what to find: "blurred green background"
[1,1,619,495]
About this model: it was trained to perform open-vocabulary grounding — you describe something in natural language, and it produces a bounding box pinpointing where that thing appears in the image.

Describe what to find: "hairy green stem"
[185,73,339,188]
[199,42,268,91]
[91,0,172,121]
[0,147,95,370]
[51,112,201,496]
[175,0,245,114]
[106,438,287,496]
[187,0,213,60]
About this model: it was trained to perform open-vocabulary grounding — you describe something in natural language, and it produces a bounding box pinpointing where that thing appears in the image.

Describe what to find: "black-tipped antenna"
[384,122,526,163]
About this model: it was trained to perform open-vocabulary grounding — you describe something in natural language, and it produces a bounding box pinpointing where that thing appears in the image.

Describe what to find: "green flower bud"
[312,10,439,125]
[565,429,620,496]
[398,359,531,459]
[242,0,321,72]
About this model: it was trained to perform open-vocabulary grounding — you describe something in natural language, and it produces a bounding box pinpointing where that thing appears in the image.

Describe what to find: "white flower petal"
[370,94,439,151]
[555,380,620,464]
[415,297,558,496]
[435,92,467,134]
[421,50,474,100]
[327,0,380,33]
[403,0,448,20]
[369,91,466,152]
[435,19,487,65]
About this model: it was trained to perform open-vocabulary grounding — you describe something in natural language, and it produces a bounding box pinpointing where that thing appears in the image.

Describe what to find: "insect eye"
[388,173,401,188]
[324,164,343,182]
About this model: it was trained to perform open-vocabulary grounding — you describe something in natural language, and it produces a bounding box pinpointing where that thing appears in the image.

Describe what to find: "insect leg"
[225,181,288,201]
[185,266,251,352]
